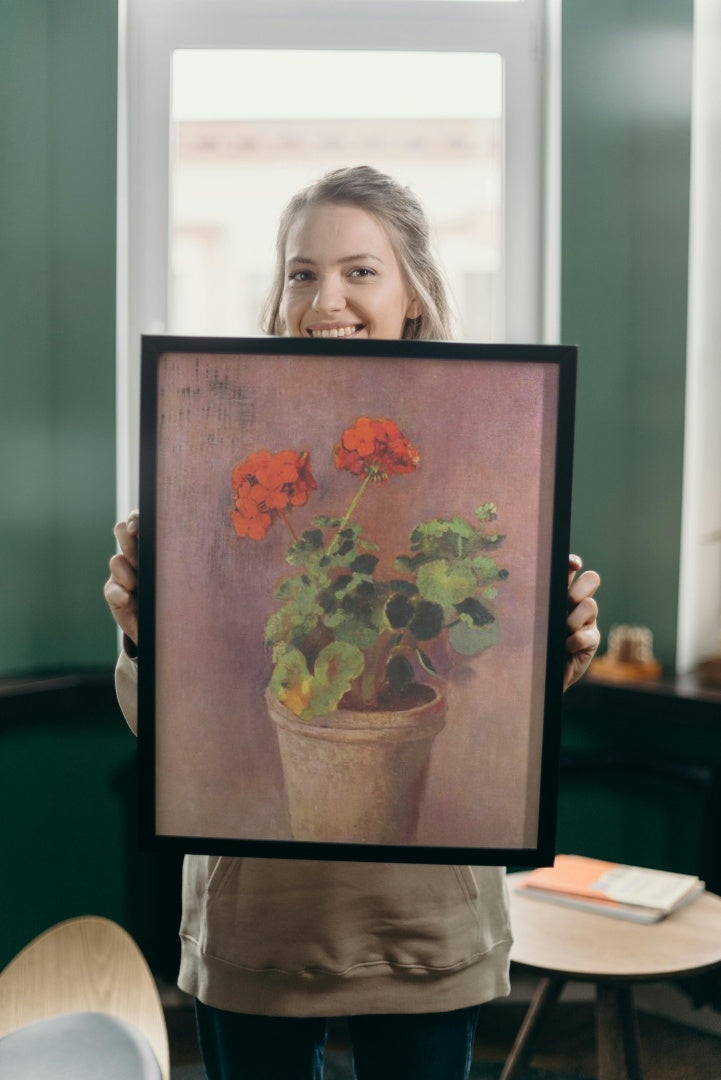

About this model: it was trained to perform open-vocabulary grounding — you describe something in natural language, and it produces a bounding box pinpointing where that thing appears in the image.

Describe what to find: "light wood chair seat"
[0,915,169,1079]
[503,872,721,1080]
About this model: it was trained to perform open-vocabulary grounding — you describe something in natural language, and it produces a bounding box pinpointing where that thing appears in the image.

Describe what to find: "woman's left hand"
[564,555,601,691]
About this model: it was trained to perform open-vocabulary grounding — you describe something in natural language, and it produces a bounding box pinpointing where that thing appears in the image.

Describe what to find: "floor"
[165,983,721,1079]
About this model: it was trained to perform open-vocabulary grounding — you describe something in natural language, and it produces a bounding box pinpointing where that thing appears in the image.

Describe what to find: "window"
[169,49,503,340]
[118,0,557,510]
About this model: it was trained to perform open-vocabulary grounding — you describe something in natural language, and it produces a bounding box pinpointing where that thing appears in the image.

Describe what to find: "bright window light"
[170,50,503,341]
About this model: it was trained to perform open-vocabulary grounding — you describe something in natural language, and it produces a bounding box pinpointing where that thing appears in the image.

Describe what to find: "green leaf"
[472,555,504,580]
[417,649,438,674]
[270,642,365,720]
[275,574,321,601]
[475,503,498,523]
[312,515,342,528]
[448,516,475,539]
[301,528,323,548]
[332,618,380,650]
[269,647,312,707]
[306,642,365,718]
[385,593,414,629]
[350,553,379,575]
[386,579,419,596]
[394,553,426,574]
[386,654,414,692]
[417,559,477,606]
[410,520,448,545]
[265,604,318,649]
[454,597,495,627]
[448,618,500,656]
[408,600,445,642]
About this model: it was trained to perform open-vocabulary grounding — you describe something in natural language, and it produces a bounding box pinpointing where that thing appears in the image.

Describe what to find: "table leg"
[499,976,565,1080]
[596,982,643,1080]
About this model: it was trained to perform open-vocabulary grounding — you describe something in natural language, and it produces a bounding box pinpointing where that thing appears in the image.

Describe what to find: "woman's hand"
[103,510,139,647]
[564,554,601,691]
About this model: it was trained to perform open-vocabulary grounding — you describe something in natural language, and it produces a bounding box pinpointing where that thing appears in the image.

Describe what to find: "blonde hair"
[262,165,454,341]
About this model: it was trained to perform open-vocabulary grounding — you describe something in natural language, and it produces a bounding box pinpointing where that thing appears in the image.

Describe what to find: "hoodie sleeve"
[115,644,139,736]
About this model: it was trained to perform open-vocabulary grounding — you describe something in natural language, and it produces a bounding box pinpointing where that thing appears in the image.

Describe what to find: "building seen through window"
[170,50,503,341]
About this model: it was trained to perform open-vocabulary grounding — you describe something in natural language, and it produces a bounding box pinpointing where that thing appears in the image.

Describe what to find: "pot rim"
[265,685,447,739]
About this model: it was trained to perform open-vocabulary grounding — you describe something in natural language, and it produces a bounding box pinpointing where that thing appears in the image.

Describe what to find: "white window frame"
[676,0,721,674]
[117,0,559,512]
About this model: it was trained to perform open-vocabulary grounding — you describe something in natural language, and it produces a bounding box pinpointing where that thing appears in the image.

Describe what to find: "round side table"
[503,872,721,1080]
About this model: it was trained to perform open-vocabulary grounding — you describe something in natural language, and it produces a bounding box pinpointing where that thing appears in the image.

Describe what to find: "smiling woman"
[282,205,420,340]
[263,167,451,341]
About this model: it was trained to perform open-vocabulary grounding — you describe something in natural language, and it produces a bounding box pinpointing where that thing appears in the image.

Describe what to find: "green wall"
[0,1,694,678]
[0,0,131,970]
[0,0,118,675]
[562,0,693,669]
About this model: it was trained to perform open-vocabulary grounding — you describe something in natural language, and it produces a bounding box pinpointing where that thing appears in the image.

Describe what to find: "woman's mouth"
[307,324,364,339]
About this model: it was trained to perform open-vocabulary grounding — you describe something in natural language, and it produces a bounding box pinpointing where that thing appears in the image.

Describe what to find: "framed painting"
[137,336,576,865]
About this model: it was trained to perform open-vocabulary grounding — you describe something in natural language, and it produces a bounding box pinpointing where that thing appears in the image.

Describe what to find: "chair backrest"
[0,915,170,1080]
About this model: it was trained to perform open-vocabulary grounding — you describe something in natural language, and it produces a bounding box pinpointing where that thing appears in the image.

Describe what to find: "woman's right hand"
[104,510,139,646]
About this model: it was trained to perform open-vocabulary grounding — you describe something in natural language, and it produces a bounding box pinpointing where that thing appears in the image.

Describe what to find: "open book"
[516,854,705,923]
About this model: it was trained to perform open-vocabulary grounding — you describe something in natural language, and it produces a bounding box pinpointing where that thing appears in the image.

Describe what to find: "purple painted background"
[152,350,559,849]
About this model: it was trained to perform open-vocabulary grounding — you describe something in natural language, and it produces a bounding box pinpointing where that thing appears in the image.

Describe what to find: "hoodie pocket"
[182,856,510,976]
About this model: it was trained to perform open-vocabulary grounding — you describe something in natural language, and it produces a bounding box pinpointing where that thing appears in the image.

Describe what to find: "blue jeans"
[195,1000,481,1080]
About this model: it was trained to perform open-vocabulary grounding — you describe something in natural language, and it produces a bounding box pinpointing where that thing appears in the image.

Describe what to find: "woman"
[106,166,601,1080]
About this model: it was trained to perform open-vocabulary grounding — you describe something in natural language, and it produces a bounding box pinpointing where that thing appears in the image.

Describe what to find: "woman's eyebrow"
[286,253,384,266]
[339,253,384,264]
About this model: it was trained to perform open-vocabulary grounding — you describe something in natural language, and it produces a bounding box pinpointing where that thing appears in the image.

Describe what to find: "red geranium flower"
[334,417,419,481]
[231,448,317,540]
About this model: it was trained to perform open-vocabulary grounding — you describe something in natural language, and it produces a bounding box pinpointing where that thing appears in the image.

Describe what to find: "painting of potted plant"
[231,416,509,844]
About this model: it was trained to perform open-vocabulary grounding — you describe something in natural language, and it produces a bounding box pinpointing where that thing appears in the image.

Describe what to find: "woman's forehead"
[285,202,396,262]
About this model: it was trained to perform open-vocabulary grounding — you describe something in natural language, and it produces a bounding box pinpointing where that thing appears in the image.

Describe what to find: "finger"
[108,552,137,593]
[566,594,599,634]
[113,518,139,568]
[103,577,133,613]
[103,579,139,642]
[567,553,583,588]
[568,569,601,607]
[566,623,601,657]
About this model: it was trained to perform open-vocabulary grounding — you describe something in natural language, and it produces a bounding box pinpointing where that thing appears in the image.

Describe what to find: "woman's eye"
[349,267,375,279]
[288,269,313,283]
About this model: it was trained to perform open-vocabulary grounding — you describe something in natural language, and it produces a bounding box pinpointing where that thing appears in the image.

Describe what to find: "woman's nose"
[312,274,345,314]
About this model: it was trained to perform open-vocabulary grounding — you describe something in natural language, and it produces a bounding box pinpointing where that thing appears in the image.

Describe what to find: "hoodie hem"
[177,937,512,1017]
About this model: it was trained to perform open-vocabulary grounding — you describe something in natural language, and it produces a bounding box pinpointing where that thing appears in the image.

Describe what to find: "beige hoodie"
[116,650,512,1016]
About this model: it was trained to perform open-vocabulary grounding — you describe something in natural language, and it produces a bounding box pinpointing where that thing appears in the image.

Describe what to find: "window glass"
[170,50,503,341]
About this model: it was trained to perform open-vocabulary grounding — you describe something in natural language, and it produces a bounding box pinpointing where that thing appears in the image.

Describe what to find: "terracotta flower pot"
[266,687,447,844]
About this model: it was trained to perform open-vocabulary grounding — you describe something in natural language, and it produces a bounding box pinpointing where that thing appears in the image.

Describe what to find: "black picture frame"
[138,335,576,866]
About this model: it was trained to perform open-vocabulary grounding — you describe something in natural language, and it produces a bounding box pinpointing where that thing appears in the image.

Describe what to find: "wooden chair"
[0,915,169,1079]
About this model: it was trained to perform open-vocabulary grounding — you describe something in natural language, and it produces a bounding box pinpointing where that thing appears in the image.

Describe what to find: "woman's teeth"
[310,325,360,338]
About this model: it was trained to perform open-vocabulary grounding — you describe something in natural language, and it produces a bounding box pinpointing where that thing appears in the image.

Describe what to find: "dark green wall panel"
[562,1,693,669]
[0,0,118,674]
[0,683,183,975]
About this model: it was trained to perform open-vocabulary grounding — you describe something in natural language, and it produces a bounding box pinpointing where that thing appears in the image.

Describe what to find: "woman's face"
[280,203,421,340]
